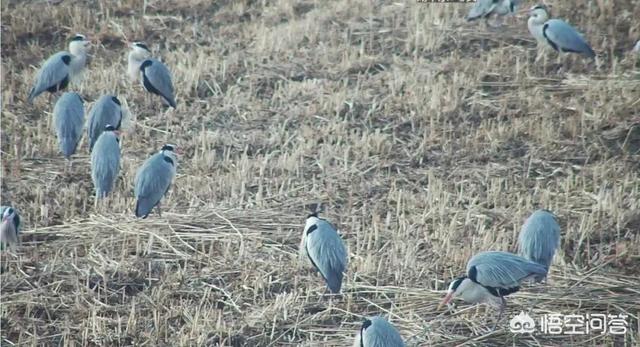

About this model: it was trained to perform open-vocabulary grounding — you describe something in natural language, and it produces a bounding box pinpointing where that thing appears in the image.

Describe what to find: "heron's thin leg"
[156,202,162,217]
[493,297,507,330]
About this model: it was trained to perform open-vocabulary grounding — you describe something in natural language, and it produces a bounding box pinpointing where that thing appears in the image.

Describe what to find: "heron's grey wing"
[466,0,495,21]
[28,51,71,102]
[88,96,121,151]
[134,154,174,218]
[54,92,85,158]
[362,317,405,347]
[467,251,547,289]
[143,59,176,108]
[91,133,121,197]
[518,210,560,268]
[306,220,348,293]
[543,19,595,57]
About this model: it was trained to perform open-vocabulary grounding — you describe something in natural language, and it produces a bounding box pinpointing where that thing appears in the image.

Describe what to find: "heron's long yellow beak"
[438,291,454,310]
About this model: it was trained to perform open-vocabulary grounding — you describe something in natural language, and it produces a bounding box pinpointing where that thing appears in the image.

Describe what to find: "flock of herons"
[1,1,633,345]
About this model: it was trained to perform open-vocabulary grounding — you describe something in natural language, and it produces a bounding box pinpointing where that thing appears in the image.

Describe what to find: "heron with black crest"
[127,42,176,108]
[134,144,178,218]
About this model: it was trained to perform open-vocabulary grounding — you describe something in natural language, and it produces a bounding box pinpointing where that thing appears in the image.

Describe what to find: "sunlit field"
[1,0,639,345]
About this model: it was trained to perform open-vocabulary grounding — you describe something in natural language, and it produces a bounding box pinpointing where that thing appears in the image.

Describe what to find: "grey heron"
[517,209,560,281]
[134,144,178,218]
[127,42,176,108]
[528,5,595,58]
[53,92,84,161]
[439,251,547,327]
[28,34,90,103]
[300,213,348,294]
[0,206,20,250]
[353,316,405,347]
[87,95,123,151]
[91,124,121,201]
[466,0,520,27]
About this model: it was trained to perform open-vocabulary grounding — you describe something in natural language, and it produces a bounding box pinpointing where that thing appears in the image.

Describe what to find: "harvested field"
[1,0,639,345]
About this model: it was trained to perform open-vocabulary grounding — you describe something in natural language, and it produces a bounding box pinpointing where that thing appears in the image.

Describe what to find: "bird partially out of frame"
[0,206,21,250]
[466,0,520,28]
[353,316,405,347]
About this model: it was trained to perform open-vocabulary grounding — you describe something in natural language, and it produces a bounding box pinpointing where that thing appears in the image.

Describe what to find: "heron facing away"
[528,5,595,58]
[53,92,84,161]
[466,0,520,27]
[1,206,21,250]
[134,144,178,218]
[87,94,123,152]
[300,213,348,294]
[440,251,547,328]
[353,316,405,347]
[91,125,121,201]
[28,34,90,103]
[127,42,176,108]
[517,209,561,281]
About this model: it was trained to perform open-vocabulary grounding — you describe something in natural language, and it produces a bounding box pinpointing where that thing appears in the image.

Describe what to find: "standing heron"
[28,34,90,103]
[300,213,348,294]
[466,0,520,27]
[517,209,560,281]
[353,316,405,347]
[439,251,547,328]
[91,125,121,201]
[53,92,84,164]
[528,5,595,59]
[127,42,176,108]
[87,94,123,151]
[0,206,21,250]
[134,144,178,218]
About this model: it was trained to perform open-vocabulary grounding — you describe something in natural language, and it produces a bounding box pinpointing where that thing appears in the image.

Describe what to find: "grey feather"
[28,51,71,103]
[134,152,176,218]
[518,209,560,272]
[467,251,548,289]
[0,206,20,232]
[543,19,595,57]
[142,59,176,108]
[91,131,120,198]
[466,0,518,21]
[53,92,84,158]
[87,95,122,151]
[357,316,404,347]
[305,217,348,293]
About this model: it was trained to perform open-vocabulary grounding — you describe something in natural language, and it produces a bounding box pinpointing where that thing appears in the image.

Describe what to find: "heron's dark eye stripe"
[71,35,85,41]
[135,43,150,52]
[105,124,116,131]
[161,144,175,151]
[306,224,318,235]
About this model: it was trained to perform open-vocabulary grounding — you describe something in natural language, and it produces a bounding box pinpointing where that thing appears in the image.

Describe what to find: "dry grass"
[2,0,640,345]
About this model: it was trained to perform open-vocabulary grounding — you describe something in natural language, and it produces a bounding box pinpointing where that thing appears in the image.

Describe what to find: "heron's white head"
[104,124,121,137]
[2,208,15,223]
[129,42,152,60]
[68,34,90,55]
[438,276,472,309]
[529,4,550,24]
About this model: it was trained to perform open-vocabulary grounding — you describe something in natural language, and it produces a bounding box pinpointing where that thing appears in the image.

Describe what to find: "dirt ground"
[1,0,639,345]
